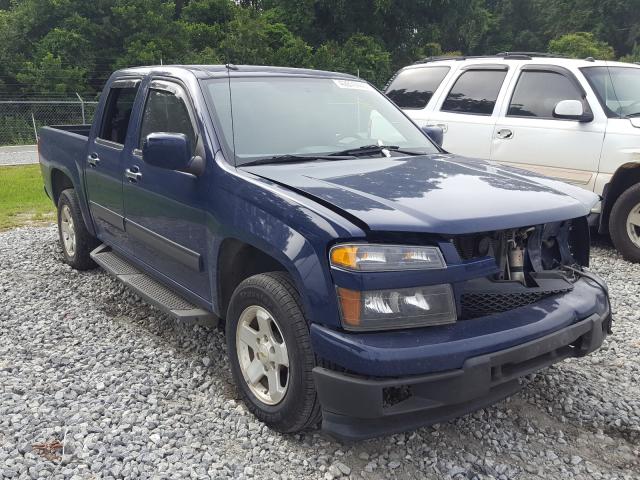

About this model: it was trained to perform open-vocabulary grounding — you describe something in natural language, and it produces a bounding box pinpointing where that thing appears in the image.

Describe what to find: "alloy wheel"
[60,204,76,257]
[235,305,290,405]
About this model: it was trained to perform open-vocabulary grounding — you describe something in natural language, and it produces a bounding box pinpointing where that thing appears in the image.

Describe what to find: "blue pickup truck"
[38,65,611,441]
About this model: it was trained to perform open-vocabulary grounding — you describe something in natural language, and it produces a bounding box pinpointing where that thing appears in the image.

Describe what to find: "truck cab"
[38,65,610,441]
[386,53,640,262]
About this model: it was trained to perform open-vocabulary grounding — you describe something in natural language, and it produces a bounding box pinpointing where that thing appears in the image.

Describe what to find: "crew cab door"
[85,79,140,252]
[122,79,211,303]
[427,65,511,158]
[491,65,606,188]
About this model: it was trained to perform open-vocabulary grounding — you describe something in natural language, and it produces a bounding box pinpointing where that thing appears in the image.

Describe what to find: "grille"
[461,289,571,319]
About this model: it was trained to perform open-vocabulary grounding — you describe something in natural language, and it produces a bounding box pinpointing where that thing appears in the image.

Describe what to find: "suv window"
[582,66,640,118]
[386,66,450,109]
[98,86,139,145]
[508,71,583,118]
[441,70,507,115]
[139,88,196,151]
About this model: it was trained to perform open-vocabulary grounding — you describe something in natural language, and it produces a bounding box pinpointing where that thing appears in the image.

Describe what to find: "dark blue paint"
[142,132,192,171]
[243,154,597,235]
[39,65,605,379]
[310,276,609,376]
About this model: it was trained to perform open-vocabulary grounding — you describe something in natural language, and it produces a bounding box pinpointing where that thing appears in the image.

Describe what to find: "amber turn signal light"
[336,287,361,327]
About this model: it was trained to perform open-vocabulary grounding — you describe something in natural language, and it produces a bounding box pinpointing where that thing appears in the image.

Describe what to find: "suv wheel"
[226,272,321,433]
[609,183,640,263]
[57,189,99,270]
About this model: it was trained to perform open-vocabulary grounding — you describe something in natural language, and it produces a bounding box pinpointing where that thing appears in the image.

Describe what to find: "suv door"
[427,65,510,158]
[123,79,211,303]
[85,79,140,252]
[491,65,606,187]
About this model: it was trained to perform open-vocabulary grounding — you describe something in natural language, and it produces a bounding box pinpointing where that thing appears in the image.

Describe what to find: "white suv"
[385,53,640,262]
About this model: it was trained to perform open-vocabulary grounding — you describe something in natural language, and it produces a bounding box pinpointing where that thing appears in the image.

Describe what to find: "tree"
[549,32,615,59]
[1,0,639,99]
[16,53,87,95]
[620,44,640,63]
[314,34,392,87]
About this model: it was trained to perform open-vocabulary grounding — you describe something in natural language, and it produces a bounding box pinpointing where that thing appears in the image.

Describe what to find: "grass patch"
[0,164,55,230]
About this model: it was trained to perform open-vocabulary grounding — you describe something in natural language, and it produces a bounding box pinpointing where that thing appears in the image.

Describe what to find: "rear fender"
[38,127,96,236]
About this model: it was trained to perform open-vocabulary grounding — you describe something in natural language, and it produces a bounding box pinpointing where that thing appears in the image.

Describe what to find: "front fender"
[209,170,365,327]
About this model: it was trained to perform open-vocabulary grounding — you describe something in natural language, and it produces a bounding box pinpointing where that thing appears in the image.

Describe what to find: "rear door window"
[98,85,140,145]
[508,71,583,118]
[441,69,507,115]
[386,66,450,109]
[139,87,196,152]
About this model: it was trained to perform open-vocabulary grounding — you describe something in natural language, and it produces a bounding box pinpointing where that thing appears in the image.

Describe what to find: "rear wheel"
[609,183,640,263]
[57,189,99,270]
[226,272,321,433]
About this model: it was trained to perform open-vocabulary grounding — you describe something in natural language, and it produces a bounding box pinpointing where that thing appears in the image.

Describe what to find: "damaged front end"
[453,217,599,320]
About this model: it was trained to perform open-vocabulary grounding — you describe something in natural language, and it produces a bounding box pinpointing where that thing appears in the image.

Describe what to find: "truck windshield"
[204,76,438,165]
[582,66,640,118]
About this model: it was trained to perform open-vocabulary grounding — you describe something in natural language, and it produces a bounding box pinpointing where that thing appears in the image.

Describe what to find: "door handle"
[87,154,100,167]
[496,128,514,140]
[125,167,142,183]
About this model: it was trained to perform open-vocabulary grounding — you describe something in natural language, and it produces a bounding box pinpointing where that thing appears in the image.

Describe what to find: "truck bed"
[38,124,92,206]
[47,124,92,137]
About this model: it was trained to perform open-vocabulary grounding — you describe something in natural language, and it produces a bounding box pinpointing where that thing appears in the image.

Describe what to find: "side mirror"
[553,100,593,122]
[421,125,444,147]
[142,132,204,175]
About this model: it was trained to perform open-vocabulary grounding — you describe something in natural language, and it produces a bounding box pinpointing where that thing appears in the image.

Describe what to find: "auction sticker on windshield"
[333,79,375,91]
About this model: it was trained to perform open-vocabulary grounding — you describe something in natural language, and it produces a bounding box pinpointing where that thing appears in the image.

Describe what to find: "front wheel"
[609,183,640,263]
[226,272,321,433]
[57,188,99,270]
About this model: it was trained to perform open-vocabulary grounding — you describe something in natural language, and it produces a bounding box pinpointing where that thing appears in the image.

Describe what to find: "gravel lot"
[1,225,639,480]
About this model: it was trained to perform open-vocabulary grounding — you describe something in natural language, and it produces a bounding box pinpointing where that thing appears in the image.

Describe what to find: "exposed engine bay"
[453,218,591,319]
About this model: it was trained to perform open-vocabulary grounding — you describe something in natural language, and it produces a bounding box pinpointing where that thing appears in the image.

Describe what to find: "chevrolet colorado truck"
[38,65,611,441]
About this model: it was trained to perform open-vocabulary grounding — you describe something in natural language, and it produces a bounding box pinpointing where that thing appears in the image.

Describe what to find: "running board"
[91,245,218,327]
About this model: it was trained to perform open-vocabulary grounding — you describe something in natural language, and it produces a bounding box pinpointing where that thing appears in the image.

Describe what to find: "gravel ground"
[1,225,639,480]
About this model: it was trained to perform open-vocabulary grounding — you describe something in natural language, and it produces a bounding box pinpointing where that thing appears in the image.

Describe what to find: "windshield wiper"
[625,112,640,118]
[240,153,355,167]
[328,145,425,157]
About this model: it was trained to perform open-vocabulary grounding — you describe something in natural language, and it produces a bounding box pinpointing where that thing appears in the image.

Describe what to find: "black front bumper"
[313,309,611,441]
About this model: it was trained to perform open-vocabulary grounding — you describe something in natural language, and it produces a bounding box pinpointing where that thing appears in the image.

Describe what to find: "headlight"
[336,284,456,331]
[330,244,446,271]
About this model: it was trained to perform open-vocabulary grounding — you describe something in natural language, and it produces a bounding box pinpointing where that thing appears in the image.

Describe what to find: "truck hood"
[241,154,599,235]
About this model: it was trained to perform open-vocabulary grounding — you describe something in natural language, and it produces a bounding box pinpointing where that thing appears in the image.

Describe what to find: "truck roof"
[112,64,361,81]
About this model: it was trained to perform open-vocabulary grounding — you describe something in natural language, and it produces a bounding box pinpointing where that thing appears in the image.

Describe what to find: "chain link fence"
[0,99,99,146]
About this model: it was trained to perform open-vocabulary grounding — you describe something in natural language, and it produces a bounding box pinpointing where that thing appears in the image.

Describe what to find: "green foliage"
[0,0,639,97]
[0,165,55,230]
[620,44,640,63]
[17,53,88,95]
[314,34,392,87]
[549,32,615,60]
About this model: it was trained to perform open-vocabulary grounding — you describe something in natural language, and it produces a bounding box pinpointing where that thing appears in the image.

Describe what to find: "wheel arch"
[51,168,75,205]
[600,162,640,233]
[217,238,289,319]
[213,229,340,329]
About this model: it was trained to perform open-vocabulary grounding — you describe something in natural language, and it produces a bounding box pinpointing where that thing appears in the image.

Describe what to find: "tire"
[609,183,640,263]
[226,272,321,433]
[57,188,99,270]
